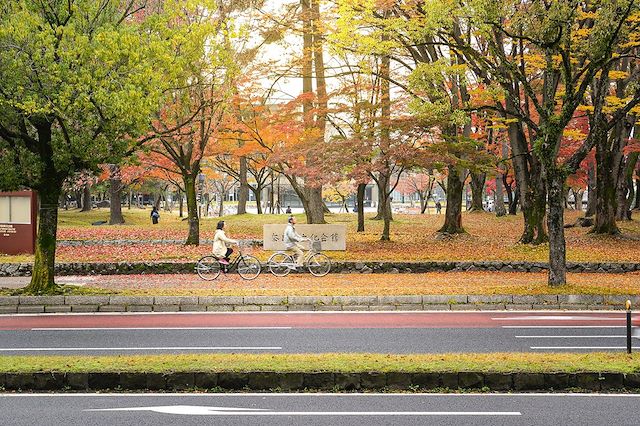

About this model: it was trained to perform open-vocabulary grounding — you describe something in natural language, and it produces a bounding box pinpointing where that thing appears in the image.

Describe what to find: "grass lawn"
[1,208,639,264]
[0,353,638,374]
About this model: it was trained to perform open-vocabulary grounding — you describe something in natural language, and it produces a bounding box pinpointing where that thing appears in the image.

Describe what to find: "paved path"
[0,311,636,355]
[2,393,640,426]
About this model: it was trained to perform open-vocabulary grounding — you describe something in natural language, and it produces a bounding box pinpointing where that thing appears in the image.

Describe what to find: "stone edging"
[1,370,638,392]
[2,260,640,277]
[0,294,636,314]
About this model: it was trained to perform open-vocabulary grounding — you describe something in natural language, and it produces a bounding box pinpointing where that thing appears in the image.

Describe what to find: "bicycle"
[195,240,261,281]
[267,240,332,277]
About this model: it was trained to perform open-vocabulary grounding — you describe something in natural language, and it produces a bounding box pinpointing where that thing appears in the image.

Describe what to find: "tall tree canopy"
[0,0,197,293]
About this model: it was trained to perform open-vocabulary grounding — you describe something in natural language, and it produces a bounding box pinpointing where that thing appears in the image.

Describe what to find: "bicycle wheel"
[268,252,293,277]
[307,252,331,277]
[237,254,261,280]
[195,256,221,281]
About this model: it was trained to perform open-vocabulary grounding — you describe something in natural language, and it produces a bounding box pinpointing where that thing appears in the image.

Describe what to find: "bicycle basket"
[311,241,321,251]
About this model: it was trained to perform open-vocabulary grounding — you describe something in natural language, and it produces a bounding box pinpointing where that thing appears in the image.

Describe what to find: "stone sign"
[263,224,346,251]
[0,191,38,255]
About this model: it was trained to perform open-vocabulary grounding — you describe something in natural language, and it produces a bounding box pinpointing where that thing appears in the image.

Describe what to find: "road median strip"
[1,353,639,392]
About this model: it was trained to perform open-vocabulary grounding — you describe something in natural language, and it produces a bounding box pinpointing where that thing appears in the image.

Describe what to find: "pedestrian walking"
[435,201,442,214]
[150,206,160,224]
[285,205,292,214]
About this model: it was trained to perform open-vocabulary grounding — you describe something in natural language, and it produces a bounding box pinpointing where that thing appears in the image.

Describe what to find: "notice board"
[0,191,38,254]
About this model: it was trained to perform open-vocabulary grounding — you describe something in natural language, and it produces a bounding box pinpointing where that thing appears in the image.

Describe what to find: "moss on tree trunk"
[438,166,465,234]
[26,184,61,294]
[183,174,200,245]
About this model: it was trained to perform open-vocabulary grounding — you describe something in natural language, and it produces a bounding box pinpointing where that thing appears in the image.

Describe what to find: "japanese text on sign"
[263,224,346,251]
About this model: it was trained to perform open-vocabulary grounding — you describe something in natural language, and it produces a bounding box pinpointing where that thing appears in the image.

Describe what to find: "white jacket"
[212,230,237,258]
[283,223,304,249]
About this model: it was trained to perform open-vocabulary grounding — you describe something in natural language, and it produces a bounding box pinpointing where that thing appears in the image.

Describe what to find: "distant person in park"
[285,205,292,214]
[213,221,238,265]
[435,201,442,214]
[284,216,308,268]
[150,206,160,224]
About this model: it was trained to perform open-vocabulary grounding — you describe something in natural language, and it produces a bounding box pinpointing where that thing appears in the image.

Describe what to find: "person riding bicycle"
[284,216,308,268]
[213,221,238,265]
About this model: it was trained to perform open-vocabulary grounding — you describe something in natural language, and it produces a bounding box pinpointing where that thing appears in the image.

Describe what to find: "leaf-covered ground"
[2,208,639,263]
[6,271,635,296]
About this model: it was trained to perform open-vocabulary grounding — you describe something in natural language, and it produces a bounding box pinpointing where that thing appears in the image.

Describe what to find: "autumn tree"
[0,0,182,293]
[334,1,484,235]
[444,0,640,284]
[147,2,236,245]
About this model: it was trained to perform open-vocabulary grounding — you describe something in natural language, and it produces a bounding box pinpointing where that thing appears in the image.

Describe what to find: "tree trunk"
[356,183,365,232]
[574,189,584,213]
[236,156,249,215]
[634,178,640,210]
[381,191,392,241]
[372,185,385,220]
[468,172,485,212]
[81,183,91,212]
[183,175,200,245]
[251,187,263,214]
[305,186,326,224]
[372,173,393,221]
[108,165,125,225]
[438,166,464,234]
[616,153,638,221]
[520,175,547,244]
[218,193,224,217]
[26,122,60,295]
[546,170,566,286]
[74,190,82,210]
[505,97,546,243]
[27,186,61,294]
[592,133,620,234]
[585,163,596,216]
[495,174,506,217]
[509,187,519,215]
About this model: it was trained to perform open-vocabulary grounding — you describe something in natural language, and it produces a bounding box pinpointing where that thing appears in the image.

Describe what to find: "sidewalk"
[1,273,638,313]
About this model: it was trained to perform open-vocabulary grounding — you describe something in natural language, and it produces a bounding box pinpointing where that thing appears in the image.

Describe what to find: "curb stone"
[1,371,639,392]
[0,293,636,313]
[3,260,640,277]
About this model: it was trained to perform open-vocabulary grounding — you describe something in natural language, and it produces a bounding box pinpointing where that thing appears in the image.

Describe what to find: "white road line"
[0,347,282,352]
[503,325,628,329]
[530,346,628,350]
[493,316,623,321]
[30,327,292,331]
[85,405,522,416]
[516,335,627,339]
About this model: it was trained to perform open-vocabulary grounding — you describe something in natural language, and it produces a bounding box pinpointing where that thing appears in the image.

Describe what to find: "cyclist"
[212,220,238,265]
[284,216,308,268]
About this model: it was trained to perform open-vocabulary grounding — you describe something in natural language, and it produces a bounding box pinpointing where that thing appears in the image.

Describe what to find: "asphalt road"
[0,311,636,354]
[2,393,640,426]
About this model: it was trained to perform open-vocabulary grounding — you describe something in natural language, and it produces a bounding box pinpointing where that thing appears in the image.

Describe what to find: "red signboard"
[0,191,38,255]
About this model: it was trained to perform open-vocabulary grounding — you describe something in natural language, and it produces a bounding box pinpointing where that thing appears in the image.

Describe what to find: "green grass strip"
[0,353,639,374]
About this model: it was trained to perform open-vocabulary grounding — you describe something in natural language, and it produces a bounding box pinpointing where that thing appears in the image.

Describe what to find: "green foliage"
[0,0,198,191]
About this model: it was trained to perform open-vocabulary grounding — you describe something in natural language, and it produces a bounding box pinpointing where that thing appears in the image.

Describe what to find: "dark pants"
[224,248,233,260]
[152,217,159,224]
